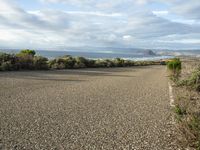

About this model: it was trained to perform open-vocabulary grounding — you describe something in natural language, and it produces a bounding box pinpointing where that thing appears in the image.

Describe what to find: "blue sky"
[0,0,200,50]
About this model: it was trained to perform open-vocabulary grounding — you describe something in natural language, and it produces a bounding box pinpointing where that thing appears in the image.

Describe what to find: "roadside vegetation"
[169,58,200,149]
[0,49,162,71]
[167,58,182,82]
[178,68,200,92]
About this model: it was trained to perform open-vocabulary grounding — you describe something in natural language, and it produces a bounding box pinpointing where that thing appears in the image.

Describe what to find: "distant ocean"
[0,49,171,61]
[35,50,174,61]
[1,49,200,61]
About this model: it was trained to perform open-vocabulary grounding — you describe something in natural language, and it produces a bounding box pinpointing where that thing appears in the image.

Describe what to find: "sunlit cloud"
[0,0,199,49]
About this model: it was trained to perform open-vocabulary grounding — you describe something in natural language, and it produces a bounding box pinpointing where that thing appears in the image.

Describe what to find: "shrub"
[167,58,181,71]
[87,59,96,67]
[94,60,105,68]
[33,56,49,70]
[186,70,200,92]
[188,115,200,132]
[124,60,134,67]
[74,63,85,68]
[136,61,145,66]
[187,114,200,149]
[0,61,13,71]
[48,59,56,69]
[0,53,11,63]
[167,58,182,81]
[18,49,36,56]
[49,58,65,69]
[113,58,125,67]
[49,55,76,69]
[61,55,76,68]
[16,53,34,70]
[0,53,19,71]
[135,61,151,66]
[105,59,115,67]
[178,69,200,92]
[15,49,38,70]
[174,105,187,117]
[0,50,159,71]
[74,57,88,68]
[94,59,113,68]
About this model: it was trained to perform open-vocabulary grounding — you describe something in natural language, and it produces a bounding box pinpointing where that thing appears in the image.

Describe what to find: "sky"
[0,0,200,50]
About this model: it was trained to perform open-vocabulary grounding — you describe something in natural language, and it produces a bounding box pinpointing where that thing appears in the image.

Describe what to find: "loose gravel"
[0,66,179,149]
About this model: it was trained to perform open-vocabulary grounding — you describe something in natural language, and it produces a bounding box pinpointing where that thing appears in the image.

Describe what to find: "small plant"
[187,70,200,92]
[189,115,200,131]
[167,58,182,81]
[187,115,200,149]
[178,69,200,92]
[174,105,186,120]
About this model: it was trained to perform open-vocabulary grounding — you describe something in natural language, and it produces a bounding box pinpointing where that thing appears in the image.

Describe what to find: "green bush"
[135,61,144,66]
[105,59,115,67]
[167,58,181,70]
[94,59,113,68]
[113,58,125,67]
[18,49,36,56]
[0,61,13,71]
[94,60,105,68]
[48,57,154,69]
[17,53,34,70]
[87,59,96,67]
[0,53,11,63]
[124,60,134,67]
[15,49,38,70]
[134,61,155,66]
[61,55,76,68]
[167,58,181,81]
[74,57,88,68]
[33,56,49,70]
[49,55,76,69]
[0,53,19,71]
[0,49,159,71]
[49,58,65,69]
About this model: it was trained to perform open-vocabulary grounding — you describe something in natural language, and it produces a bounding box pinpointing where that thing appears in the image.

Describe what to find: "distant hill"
[143,50,157,56]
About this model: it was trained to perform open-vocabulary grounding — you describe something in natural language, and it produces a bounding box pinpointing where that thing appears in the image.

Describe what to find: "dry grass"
[173,57,200,149]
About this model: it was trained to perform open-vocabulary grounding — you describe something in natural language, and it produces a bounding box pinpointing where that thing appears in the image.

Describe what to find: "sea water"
[0,49,175,61]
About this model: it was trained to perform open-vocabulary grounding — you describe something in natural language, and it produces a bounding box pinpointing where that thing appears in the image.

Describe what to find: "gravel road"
[0,66,178,149]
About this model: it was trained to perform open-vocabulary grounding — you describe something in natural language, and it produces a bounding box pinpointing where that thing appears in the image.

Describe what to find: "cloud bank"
[0,0,200,49]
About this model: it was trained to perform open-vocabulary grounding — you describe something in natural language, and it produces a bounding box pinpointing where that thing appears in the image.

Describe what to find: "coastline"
[0,49,170,72]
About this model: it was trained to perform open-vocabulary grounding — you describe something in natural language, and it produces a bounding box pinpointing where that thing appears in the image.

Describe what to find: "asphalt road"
[0,66,178,149]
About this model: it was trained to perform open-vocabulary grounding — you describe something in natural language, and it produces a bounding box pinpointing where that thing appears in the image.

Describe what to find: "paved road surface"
[0,66,178,149]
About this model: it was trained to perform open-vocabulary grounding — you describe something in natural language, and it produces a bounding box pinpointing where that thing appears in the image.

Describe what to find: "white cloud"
[0,0,200,49]
[134,0,149,5]
[123,35,134,41]
[63,11,123,17]
[170,1,200,19]
[152,11,169,16]
[158,38,200,44]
